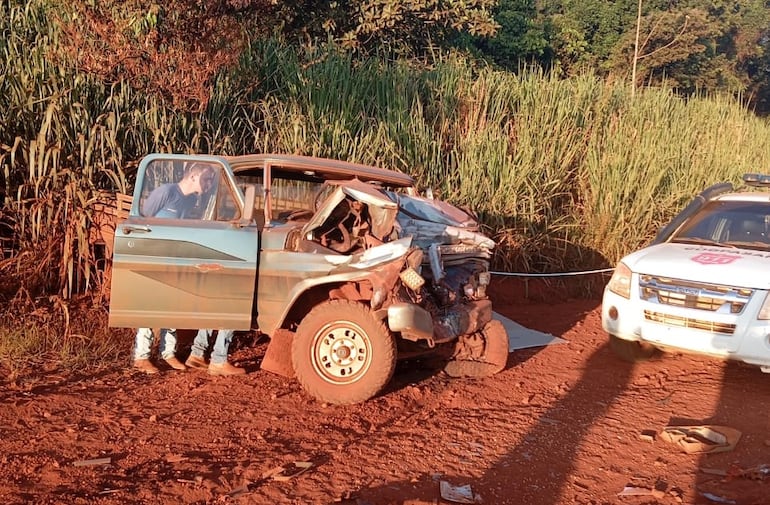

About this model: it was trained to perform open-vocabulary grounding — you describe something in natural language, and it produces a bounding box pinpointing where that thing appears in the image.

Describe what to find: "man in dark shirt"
[141,163,215,218]
[133,163,216,374]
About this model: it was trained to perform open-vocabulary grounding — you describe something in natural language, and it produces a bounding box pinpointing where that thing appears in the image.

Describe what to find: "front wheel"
[609,334,659,362]
[444,320,510,378]
[292,300,396,405]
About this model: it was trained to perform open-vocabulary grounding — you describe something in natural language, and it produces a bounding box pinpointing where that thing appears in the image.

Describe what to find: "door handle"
[122,224,151,234]
[195,263,224,272]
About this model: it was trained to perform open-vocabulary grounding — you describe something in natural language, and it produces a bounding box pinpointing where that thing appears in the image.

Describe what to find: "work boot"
[208,361,246,376]
[133,359,159,374]
[185,354,209,370]
[164,356,187,371]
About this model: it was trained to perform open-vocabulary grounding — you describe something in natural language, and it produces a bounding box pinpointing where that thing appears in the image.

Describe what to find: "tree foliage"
[471,0,770,112]
[50,0,500,109]
[52,0,278,110]
[49,0,770,112]
[278,0,499,53]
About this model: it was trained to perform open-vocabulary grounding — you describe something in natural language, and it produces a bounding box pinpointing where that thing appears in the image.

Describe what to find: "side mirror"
[240,184,256,224]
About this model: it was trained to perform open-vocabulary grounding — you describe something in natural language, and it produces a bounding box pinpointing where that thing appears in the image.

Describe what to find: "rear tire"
[609,334,659,362]
[292,300,396,405]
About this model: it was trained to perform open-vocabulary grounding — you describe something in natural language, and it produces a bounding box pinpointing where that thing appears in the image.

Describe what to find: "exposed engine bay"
[282,178,507,376]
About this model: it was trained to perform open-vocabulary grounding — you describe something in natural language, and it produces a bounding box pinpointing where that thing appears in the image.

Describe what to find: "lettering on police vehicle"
[683,246,770,260]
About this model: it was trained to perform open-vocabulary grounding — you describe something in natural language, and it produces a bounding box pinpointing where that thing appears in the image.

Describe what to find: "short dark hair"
[184,162,215,179]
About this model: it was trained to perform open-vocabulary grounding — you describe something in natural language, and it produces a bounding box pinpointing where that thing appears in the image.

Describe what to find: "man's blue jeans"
[190,329,234,364]
[134,328,177,360]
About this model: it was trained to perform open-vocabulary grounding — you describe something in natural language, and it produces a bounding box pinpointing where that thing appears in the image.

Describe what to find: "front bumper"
[602,285,770,367]
[387,298,493,346]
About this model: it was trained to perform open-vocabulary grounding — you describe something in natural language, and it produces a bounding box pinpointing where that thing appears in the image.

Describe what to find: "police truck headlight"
[607,262,632,299]
[757,292,770,320]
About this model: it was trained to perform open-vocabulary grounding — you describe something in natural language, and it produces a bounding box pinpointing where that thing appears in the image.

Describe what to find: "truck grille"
[639,275,752,314]
[644,310,736,335]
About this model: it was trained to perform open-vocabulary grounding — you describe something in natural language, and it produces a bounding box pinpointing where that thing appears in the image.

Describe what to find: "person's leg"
[190,329,211,358]
[208,330,245,376]
[134,327,154,360]
[185,329,211,370]
[133,328,159,374]
[210,329,234,364]
[159,328,186,370]
[159,328,178,359]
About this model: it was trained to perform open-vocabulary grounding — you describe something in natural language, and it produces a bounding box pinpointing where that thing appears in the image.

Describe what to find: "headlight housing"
[607,262,632,299]
[758,292,770,320]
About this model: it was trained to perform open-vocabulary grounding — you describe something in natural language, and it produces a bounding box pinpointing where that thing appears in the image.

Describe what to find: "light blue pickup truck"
[109,153,508,404]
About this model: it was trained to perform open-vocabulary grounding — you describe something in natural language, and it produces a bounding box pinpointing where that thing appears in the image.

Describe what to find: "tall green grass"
[3,0,770,301]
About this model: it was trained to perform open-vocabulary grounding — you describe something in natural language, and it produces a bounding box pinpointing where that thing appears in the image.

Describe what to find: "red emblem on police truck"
[691,253,741,265]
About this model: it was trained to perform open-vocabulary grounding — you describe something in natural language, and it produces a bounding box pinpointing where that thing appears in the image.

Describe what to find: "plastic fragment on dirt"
[660,425,741,454]
[73,457,111,467]
[493,312,567,351]
[700,467,729,476]
[739,464,770,480]
[700,492,737,504]
[617,486,665,498]
[270,461,314,482]
[639,429,656,442]
[227,462,314,497]
[439,481,480,504]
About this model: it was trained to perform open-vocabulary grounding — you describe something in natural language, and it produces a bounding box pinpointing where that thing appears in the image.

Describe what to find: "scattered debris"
[660,425,741,454]
[164,453,188,463]
[176,478,201,485]
[73,457,111,467]
[738,464,770,480]
[700,467,728,477]
[617,486,665,499]
[700,491,736,504]
[270,461,314,482]
[494,312,567,351]
[228,461,315,497]
[439,481,480,504]
[639,429,656,442]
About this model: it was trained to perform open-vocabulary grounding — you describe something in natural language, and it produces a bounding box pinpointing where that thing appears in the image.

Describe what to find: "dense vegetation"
[1,0,770,372]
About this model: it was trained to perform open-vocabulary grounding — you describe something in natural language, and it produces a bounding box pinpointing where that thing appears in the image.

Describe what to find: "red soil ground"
[2,277,769,504]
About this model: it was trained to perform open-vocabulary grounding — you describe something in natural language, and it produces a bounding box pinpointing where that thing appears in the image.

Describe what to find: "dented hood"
[391,193,495,251]
[305,179,495,253]
[303,179,399,240]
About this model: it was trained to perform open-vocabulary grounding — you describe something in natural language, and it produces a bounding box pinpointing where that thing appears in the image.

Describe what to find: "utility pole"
[632,0,642,97]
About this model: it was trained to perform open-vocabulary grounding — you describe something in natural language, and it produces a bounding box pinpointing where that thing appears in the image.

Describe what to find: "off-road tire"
[609,334,659,362]
[444,319,509,378]
[292,300,396,405]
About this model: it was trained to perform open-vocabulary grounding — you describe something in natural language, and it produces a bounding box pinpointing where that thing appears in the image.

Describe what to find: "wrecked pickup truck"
[109,153,508,404]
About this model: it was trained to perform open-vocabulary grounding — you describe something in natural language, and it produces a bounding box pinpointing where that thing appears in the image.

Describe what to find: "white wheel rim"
[311,321,372,384]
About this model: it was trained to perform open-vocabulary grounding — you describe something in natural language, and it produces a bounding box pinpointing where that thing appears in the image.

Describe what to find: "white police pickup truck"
[602,174,770,371]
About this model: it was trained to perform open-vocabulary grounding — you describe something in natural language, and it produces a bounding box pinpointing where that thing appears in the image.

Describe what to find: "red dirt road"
[2,279,770,504]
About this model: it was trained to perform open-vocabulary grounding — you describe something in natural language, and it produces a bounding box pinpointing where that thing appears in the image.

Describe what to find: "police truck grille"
[639,275,752,314]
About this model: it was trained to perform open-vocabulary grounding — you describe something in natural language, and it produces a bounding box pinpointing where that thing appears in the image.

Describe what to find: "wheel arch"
[279,279,376,331]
